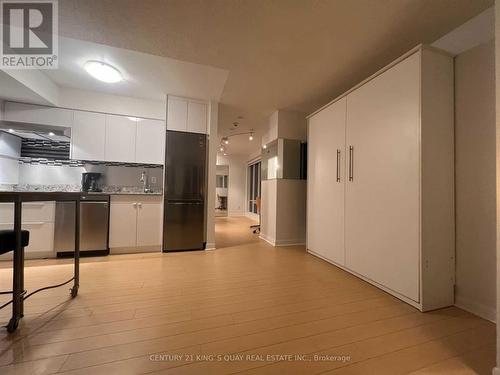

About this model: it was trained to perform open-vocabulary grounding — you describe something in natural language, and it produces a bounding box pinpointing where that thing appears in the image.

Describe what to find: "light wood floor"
[0,217,495,374]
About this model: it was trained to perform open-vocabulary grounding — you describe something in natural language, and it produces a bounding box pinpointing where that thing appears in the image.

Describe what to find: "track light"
[224,138,229,145]
[219,146,224,152]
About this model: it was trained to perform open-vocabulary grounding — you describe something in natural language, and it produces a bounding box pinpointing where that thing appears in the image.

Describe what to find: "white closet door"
[345,52,421,301]
[307,97,346,265]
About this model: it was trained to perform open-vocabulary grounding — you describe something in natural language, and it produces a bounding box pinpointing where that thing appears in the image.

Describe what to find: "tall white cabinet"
[307,46,454,311]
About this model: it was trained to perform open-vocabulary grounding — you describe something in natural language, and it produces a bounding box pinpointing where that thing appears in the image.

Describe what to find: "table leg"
[7,200,23,333]
[71,199,80,298]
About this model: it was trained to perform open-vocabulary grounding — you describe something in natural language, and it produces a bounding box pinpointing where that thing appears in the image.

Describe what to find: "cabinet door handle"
[132,203,137,208]
[138,203,142,208]
[336,149,341,182]
[349,146,354,182]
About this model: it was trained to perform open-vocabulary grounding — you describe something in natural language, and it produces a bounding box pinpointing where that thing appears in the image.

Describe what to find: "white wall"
[217,154,247,216]
[495,2,500,372]
[260,179,277,243]
[215,165,229,201]
[276,179,306,245]
[206,101,218,249]
[260,109,306,246]
[455,40,496,322]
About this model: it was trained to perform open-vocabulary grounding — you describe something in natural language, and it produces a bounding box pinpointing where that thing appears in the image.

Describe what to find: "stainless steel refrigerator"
[163,131,207,251]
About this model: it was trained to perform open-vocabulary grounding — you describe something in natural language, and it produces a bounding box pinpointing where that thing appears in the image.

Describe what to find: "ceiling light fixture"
[84,60,123,83]
[249,132,254,141]
[223,137,229,145]
[8,129,15,133]
[219,146,224,152]
[48,132,55,136]
[263,144,267,149]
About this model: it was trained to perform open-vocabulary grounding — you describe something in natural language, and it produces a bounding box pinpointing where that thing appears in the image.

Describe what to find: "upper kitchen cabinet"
[167,96,208,134]
[4,102,73,128]
[187,101,208,134]
[105,115,137,163]
[135,119,166,165]
[71,111,106,161]
[167,97,188,132]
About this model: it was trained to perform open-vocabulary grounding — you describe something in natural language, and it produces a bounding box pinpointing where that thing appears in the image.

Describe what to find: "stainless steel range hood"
[0,120,71,142]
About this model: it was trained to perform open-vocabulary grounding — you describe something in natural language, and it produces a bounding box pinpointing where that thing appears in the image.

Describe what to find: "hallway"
[215,216,260,249]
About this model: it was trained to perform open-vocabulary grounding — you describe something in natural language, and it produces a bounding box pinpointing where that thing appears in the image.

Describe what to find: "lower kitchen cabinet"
[109,195,163,253]
[0,202,56,259]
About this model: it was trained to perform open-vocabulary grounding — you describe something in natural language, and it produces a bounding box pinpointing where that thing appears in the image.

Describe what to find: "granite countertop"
[87,191,163,196]
[0,184,163,196]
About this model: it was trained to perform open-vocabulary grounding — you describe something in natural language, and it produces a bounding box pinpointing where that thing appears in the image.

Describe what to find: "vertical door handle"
[132,202,137,208]
[349,146,354,182]
[336,149,341,182]
[138,202,142,208]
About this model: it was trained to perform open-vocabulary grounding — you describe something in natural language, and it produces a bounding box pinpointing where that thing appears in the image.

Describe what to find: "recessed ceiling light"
[263,144,267,149]
[8,129,15,133]
[219,147,224,152]
[84,60,123,83]
[48,132,55,136]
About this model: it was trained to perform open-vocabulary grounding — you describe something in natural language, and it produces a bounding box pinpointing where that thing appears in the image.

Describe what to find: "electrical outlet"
[151,177,157,184]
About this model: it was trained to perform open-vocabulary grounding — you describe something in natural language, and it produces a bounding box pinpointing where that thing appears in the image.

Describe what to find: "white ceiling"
[43,37,229,102]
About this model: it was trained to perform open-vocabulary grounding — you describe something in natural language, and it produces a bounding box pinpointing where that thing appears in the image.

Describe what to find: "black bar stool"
[0,229,30,332]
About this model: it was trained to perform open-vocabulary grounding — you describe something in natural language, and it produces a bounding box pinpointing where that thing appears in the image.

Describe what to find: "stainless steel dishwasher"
[54,195,110,257]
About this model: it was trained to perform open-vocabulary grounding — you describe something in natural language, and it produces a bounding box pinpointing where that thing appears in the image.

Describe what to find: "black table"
[0,192,104,332]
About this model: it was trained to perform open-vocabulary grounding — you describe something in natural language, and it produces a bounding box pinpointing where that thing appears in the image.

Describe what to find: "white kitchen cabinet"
[4,102,73,128]
[0,202,56,259]
[307,97,346,266]
[167,97,188,132]
[167,96,208,134]
[136,199,163,247]
[71,111,106,161]
[135,119,166,165]
[306,46,454,311]
[109,198,137,248]
[109,196,163,253]
[105,115,137,162]
[187,101,208,134]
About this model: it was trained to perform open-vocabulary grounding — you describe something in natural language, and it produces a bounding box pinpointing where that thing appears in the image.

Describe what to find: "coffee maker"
[81,172,102,192]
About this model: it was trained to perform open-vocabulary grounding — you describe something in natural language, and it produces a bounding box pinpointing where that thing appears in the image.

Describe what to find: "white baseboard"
[454,294,496,323]
[205,242,216,250]
[492,367,500,375]
[274,239,306,247]
[228,211,246,217]
[258,234,305,247]
[259,233,276,246]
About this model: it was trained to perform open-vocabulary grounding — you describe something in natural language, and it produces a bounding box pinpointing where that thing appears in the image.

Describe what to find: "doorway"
[215,165,228,217]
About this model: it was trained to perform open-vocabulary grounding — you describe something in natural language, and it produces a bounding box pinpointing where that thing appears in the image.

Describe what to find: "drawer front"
[0,222,55,253]
[0,202,56,223]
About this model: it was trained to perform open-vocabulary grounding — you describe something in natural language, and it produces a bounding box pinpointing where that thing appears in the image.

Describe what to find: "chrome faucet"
[140,170,153,193]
